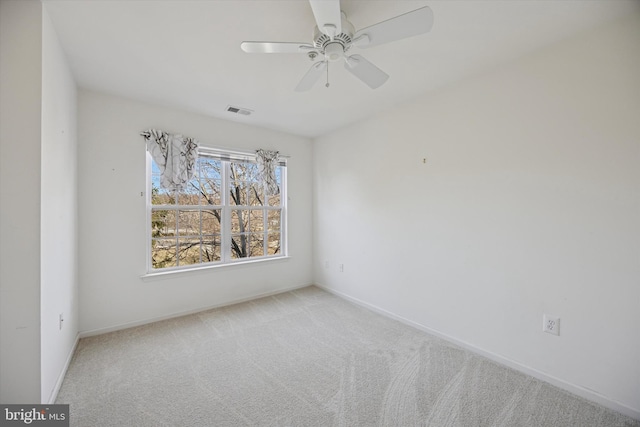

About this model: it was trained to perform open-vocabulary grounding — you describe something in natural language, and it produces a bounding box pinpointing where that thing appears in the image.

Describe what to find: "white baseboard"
[80,283,312,338]
[315,283,640,421]
[47,332,80,404]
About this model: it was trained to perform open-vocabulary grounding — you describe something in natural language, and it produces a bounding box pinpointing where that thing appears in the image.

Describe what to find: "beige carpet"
[56,286,639,426]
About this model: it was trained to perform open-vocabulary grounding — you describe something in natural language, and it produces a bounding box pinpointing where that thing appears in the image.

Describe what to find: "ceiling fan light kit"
[324,42,344,62]
[240,0,434,91]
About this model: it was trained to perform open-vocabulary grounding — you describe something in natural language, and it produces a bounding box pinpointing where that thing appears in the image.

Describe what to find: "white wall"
[77,90,313,334]
[40,7,79,403]
[313,13,640,417]
[0,0,79,404]
[0,0,43,403]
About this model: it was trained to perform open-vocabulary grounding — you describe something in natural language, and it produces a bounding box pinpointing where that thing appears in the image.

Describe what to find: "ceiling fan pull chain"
[326,62,330,88]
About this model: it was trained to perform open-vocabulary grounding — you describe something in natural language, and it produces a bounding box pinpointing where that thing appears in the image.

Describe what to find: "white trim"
[222,160,231,262]
[315,283,640,421]
[79,283,311,338]
[279,165,288,256]
[145,152,152,272]
[46,332,80,404]
[198,145,290,159]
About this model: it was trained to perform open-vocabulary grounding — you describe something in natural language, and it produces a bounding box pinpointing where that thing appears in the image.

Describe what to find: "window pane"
[198,157,221,205]
[248,184,264,206]
[231,209,249,233]
[177,181,200,205]
[231,234,248,259]
[152,161,161,175]
[151,161,174,205]
[249,210,264,233]
[152,238,177,268]
[230,162,257,182]
[152,176,175,205]
[178,238,201,266]
[152,209,176,237]
[199,158,221,179]
[200,179,221,206]
[268,167,282,206]
[229,181,248,206]
[202,210,221,235]
[202,236,221,262]
[249,233,265,257]
[246,163,259,180]
[178,210,200,236]
[267,193,281,207]
[267,210,281,233]
[267,233,281,255]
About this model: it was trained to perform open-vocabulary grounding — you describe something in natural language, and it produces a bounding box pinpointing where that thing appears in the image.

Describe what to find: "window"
[147,149,286,271]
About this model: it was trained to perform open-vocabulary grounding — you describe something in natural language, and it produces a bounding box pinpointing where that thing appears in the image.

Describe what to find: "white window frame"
[145,148,287,273]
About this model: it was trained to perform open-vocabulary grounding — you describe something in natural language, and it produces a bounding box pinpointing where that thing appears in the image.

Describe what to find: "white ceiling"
[44,0,639,138]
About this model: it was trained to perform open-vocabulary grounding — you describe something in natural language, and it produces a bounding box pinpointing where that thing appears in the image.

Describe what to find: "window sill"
[140,256,290,282]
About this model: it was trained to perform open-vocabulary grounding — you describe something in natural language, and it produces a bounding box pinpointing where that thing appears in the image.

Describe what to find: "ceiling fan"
[240,0,434,91]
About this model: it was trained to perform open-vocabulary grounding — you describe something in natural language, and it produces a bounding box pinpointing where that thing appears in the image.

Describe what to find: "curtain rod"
[198,145,290,159]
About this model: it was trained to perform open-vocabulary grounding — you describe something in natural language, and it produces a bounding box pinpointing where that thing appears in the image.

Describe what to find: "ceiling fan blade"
[295,61,328,92]
[344,55,389,89]
[354,6,433,49]
[308,0,342,39]
[241,41,314,54]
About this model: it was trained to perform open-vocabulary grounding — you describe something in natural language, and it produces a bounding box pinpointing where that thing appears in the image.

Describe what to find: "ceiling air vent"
[226,105,253,116]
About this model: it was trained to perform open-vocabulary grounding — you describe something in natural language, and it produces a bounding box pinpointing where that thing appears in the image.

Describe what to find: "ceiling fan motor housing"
[313,12,355,61]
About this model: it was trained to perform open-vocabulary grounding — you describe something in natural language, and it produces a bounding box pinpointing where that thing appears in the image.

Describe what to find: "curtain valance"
[256,149,280,195]
[141,129,198,192]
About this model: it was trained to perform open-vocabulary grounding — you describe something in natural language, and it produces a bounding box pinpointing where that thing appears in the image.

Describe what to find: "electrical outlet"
[543,314,559,336]
[324,260,329,269]
[59,313,64,330]
[339,264,344,273]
